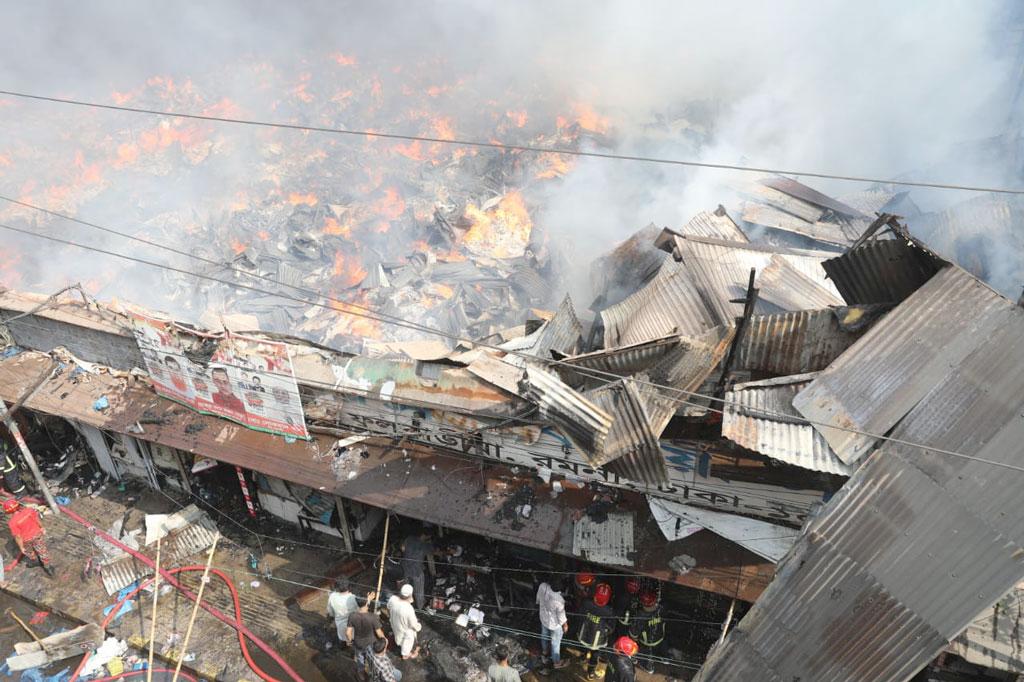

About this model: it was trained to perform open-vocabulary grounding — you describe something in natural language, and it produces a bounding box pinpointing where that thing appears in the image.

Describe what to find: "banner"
[131,312,309,439]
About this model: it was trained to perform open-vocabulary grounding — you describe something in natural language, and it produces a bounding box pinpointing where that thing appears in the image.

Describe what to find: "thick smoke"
[0,0,1020,323]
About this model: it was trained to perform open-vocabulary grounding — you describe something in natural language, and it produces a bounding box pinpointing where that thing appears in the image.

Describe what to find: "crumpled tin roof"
[823,236,945,306]
[520,364,611,460]
[500,295,582,367]
[599,254,719,346]
[737,306,885,377]
[696,269,1024,682]
[722,373,852,476]
[655,207,749,255]
[586,379,672,485]
[794,266,1010,465]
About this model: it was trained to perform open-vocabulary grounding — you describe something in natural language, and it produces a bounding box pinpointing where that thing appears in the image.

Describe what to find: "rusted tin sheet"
[794,266,1010,464]
[521,365,611,462]
[586,379,672,484]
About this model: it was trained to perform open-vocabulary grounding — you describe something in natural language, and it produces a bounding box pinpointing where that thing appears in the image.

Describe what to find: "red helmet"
[625,577,640,594]
[575,572,595,588]
[2,499,19,514]
[614,636,639,657]
[639,591,658,608]
[593,582,612,607]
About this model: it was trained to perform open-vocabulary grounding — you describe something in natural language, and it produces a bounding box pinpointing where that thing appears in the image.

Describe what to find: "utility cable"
[0,89,1019,194]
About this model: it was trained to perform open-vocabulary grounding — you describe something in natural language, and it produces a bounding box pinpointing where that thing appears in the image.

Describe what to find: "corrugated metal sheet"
[794,266,1010,464]
[738,307,884,377]
[762,176,866,219]
[655,208,749,255]
[573,512,635,566]
[676,237,840,323]
[697,275,1024,682]
[742,202,854,247]
[599,255,719,346]
[502,296,582,368]
[838,189,904,217]
[521,365,611,461]
[586,379,672,484]
[589,223,666,308]
[722,374,852,476]
[775,252,843,300]
[647,326,734,396]
[561,334,680,379]
[823,237,945,306]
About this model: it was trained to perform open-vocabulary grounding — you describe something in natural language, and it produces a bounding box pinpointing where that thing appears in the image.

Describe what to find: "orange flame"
[535,152,573,179]
[394,140,424,161]
[331,52,358,66]
[506,110,528,128]
[559,103,609,134]
[231,239,248,255]
[431,117,455,141]
[288,192,318,206]
[373,187,406,220]
[323,216,353,237]
[462,191,533,259]
[333,251,368,287]
[111,91,134,105]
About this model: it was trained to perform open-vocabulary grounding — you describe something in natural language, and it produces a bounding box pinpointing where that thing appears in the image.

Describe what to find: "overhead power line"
[0,89,1020,194]
[1,214,1021,477]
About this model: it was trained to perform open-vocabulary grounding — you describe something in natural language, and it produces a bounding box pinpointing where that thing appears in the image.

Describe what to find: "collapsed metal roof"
[794,266,1010,465]
[722,373,852,476]
[696,266,1024,681]
[654,206,749,253]
[586,379,673,484]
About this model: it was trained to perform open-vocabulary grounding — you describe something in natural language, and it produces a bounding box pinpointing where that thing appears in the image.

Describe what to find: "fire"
[326,298,381,339]
[0,250,22,287]
[506,110,528,128]
[323,216,353,237]
[331,52,357,66]
[257,230,271,241]
[73,151,103,185]
[230,239,248,255]
[432,117,455,140]
[111,91,134,105]
[534,152,573,179]
[558,103,610,134]
[462,191,533,259]
[434,283,455,299]
[394,140,424,161]
[115,143,139,167]
[373,187,406,220]
[288,192,318,206]
[333,251,367,287]
[292,73,314,103]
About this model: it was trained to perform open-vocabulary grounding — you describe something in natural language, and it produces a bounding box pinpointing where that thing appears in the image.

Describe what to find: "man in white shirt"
[326,576,359,647]
[387,583,422,659]
[536,577,569,674]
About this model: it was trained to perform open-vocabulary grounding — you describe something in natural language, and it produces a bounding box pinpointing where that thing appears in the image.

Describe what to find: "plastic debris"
[92,396,109,411]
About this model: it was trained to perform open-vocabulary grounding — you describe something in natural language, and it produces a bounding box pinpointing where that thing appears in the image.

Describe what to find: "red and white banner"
[130,312,309,439]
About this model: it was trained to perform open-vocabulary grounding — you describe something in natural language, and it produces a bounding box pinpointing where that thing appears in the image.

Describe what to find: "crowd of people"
[326,529,668,681]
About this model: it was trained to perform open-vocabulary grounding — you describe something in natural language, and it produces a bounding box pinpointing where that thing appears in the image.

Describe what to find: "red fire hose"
[59,506,303,682]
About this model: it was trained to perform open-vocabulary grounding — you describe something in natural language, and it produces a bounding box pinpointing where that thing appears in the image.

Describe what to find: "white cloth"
[388,594,421,654]
[536,583,567,630]
[327,591,359,642]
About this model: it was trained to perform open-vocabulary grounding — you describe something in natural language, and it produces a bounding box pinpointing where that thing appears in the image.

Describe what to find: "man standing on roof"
[327,576,359,649]
[4,499,53,577]
[387,583,421,660]
[400,529,435,610]
[536,576,569,675]
[579,582,615,679]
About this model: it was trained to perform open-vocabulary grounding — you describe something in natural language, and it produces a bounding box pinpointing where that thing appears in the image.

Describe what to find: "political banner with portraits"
[130,312,308,439]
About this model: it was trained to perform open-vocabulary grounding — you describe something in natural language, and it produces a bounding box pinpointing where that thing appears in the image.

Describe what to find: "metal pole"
[716,598,736,648]
[373,513,390,614]
[0,401,58,513]
[172,534,219,682]
[146,537,161,682]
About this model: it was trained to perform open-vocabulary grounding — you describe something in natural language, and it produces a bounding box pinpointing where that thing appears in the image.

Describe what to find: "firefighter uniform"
[579,590,614,677]
[0,451,24,497]
[629,604,664,672]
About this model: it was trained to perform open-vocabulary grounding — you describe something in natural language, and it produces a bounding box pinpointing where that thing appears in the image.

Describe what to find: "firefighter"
[578,582,614,679]
[629,591,664,673]
[615,576,640,635]
[0,446,25,497]
[606,636,638,682]
[4,499,53,577]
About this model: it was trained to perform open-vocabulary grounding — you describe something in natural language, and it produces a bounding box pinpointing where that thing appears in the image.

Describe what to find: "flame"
[326,298,381,339]
[73,151,103,185]
[372,187,406,220]
[323,216,353,237]
[257,230,271,241]
[333,251,367,287]
[394,140,424,161]
[0,249,22,287]
[230,239,248,255]
[111,91,134,105]
[288,192,318,206]
[506,110,528,128]
[292,73,314,103]
[462,191,533,259]
[201,98,242,118]
[431,117,455,140]
[559,103,609,134]
[331,52,358,66]
[534,152,573,179]
[434,283,455,299]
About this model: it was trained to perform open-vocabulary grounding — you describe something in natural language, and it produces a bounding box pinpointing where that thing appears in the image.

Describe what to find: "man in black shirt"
[347,590,386,680]
[606,636,638,682]
[578,583,615,679]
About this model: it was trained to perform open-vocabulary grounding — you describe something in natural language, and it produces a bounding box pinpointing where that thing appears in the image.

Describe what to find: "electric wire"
[0,89,1019,195]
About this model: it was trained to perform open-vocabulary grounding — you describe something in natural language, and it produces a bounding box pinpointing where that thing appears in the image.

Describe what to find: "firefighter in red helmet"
[4,499,53,577]
[578,582,615,678]
[607,636,638,682]
[615,575,641,635]
[629,589,664,673]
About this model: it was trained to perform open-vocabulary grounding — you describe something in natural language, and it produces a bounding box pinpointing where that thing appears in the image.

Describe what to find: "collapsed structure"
[1,176,1023,680]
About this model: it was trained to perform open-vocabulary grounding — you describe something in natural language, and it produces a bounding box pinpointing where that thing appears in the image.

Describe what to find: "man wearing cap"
[607,637,638,682]
[387,583,422,659]
[536,576,569,675]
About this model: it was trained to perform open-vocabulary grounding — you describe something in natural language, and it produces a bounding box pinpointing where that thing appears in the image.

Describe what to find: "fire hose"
[59,506,303,682]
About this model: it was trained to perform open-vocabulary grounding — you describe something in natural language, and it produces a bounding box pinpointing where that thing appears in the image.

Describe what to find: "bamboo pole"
[172,534,219,682]
[146,537,161,682]
[373,514,390,614]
